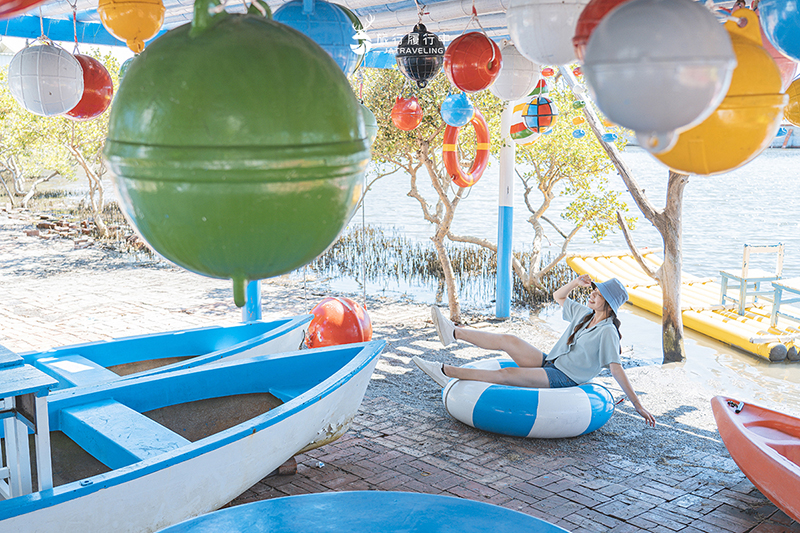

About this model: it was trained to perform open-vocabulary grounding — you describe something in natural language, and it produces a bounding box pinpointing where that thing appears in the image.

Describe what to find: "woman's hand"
[634,402,656,427]
[575,274,592,288]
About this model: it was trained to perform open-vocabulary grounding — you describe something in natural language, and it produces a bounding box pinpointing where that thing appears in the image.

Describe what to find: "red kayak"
[711,396,800,522]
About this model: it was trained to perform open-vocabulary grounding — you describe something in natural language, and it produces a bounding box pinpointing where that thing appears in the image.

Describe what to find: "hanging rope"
[456,1,496,66]
[69,0,79,55]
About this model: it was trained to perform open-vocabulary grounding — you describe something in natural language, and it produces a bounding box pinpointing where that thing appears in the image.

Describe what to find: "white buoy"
[7,44,84,117]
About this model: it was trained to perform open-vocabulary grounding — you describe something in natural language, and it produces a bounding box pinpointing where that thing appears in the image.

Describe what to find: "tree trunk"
[558,66,689,364]
[21,172,58,209]
[0,174,14,207]
[432,234,461,322]
[68,145,108,238]
[657,172,689,363]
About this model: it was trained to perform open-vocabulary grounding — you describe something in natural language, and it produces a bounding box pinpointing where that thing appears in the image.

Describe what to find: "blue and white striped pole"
[243,280,262,322]
[496,102,515,318]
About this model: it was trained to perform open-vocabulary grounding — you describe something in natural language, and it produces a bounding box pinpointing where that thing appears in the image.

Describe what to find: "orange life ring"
[442,110,490,187]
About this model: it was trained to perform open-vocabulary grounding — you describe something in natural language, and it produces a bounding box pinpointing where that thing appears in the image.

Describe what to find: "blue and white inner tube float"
[443,357,615,438]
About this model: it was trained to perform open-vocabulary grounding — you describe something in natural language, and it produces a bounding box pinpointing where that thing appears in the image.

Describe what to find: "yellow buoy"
[785,77,800,127]
[98,0,165,53]
[655,8,788,176]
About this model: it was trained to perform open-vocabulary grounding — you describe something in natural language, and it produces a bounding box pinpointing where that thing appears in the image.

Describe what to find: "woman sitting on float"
[413,275,656,427]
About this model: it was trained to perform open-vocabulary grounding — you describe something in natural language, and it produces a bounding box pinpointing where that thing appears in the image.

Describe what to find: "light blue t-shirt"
[545,298,621,384]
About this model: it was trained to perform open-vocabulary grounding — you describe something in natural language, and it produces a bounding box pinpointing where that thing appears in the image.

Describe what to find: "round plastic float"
[442,110,490,187]
[306,297,372,348]
[655,9,787,176]
[335,3,367,74]
[66,54,114,121]
[104,0,369,307]
[390,96,423,130]
[507,0,590,66]
[273,0,360,75]
[758,21,797,91]
[7,44,84,116]
[510,99,540,146]
[523,95,559,134]
[443,358,615,438]
[583,0,736,154]
[443,32,502,93]
[572,0,630,62]
[0,0,49,19]
[156,492,571,532]
[118,55,135,80]
[489,41,540,101]
[440,92,474,127]
[758,0,800,63]
[98,0,165,53]
[360,103,378,144]
[396,23,445,89]
[785,77,800,127]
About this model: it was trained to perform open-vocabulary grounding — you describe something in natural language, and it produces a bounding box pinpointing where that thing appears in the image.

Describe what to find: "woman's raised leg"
[454,327,545,368]
[443,364,550,388]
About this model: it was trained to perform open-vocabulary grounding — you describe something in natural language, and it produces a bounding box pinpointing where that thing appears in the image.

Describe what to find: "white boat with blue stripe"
[20,315,311,391]
[0,340,384,532]
[443,358,615,438]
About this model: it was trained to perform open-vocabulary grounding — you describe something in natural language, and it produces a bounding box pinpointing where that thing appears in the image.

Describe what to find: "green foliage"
[514,75,635,242]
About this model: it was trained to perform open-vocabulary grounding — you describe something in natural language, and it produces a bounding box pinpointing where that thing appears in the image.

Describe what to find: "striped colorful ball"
[442,358,615,438]
[510,99,541,146]
[523,96,559,133]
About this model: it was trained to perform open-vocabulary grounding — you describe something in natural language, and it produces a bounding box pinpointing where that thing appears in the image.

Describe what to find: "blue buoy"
[273,0,360,75]
[573,129,586,138]
[440,93,474,127]
[601,132,618,142]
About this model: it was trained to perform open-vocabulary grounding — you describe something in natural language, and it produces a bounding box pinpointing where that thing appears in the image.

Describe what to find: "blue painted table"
[157,491,572,532]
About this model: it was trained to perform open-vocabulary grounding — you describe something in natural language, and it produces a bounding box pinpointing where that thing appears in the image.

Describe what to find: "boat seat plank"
[35,354,119,388]
[60,399,190,469]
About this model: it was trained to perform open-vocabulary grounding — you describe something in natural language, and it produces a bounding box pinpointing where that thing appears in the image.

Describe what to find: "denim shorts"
[543,360,578,388]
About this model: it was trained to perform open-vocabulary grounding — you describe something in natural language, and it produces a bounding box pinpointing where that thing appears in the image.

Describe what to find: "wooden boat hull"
[711,395,800,522]
[0,340,384,532]
[21,316,311,389]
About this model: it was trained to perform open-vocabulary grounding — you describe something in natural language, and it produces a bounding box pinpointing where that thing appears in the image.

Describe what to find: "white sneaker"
[412,356,450,388]
[431,306,456,346]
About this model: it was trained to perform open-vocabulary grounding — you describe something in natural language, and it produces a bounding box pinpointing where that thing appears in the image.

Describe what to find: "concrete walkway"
[2,209,799,533]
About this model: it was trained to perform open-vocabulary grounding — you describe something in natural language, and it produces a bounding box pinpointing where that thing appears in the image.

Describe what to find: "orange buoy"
[442,110,490,187]
[306,297,372,348]
[98,0,165,53]
[785,77,800,127]
[655,9,787,175]
[391,96,423,131]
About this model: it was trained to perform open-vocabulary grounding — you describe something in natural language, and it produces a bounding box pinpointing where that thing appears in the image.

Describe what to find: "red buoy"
[443,32,502,93]
[0,0,49,19]
[572,0,630,62]
[306,297,372,348]
[66,54,114,120]
[391,96,423,131]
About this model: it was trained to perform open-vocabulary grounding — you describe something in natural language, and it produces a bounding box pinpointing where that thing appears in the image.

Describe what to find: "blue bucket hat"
[591,278,629,315]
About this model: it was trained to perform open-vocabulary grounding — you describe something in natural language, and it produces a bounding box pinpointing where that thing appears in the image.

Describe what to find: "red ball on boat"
[66,55,114,121]
[443,32,502,93]
[391,96,423,131]
[572,0,630,62]
[306,297,373,348]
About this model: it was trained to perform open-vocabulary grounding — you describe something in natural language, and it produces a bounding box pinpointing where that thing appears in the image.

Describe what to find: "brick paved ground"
[233,398,800,533]
[3,211,800,532]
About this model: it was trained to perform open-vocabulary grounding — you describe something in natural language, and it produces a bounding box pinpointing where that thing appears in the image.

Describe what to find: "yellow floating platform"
[566,250,800,362]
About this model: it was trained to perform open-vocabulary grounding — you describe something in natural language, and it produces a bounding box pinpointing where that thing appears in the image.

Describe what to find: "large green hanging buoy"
[105,0,369,307]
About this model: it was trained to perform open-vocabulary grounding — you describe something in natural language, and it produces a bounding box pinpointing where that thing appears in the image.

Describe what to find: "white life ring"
[442,358,615,438]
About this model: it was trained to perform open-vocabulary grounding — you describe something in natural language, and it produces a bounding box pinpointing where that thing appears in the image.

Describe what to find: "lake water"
[346,146,800,414]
